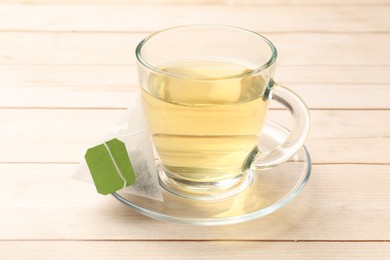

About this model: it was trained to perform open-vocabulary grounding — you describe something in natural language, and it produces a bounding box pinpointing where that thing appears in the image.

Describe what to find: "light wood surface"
[1,1,389,259]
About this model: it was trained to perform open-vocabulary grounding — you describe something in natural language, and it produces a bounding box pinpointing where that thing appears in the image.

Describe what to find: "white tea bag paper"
[73,94,163,201]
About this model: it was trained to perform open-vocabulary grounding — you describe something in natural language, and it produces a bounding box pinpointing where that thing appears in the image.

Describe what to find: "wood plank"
[3,136,388,164]
[288,84,390,109]
[1,32,389,66]
[0,5,389,32]
[0,2,387,259]
[277,65,390,85]
[2,65,390,86]
[1,241,390,260]
[0,0,388,6]
[0,164,389,240]
[0,109,388,163]
[0,32,145,65]
[3,83,389,109]
[1,65,389,109]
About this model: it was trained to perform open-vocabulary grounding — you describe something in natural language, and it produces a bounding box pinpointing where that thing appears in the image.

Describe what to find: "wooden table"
[1,1,389,259]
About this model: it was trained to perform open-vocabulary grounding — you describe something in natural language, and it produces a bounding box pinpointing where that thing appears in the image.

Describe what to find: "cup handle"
[250,82,310,170]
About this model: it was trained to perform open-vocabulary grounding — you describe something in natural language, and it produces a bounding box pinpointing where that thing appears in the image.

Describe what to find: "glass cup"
[136,25,310,200]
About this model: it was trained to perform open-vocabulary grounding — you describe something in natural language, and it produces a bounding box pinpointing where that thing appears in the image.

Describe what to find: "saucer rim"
[111,120,312,226]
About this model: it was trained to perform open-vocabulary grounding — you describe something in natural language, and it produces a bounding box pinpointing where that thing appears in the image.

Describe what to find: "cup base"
[157,165,253,201]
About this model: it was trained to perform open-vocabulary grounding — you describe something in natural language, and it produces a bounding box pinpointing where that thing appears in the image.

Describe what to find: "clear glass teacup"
[136,25,310,200]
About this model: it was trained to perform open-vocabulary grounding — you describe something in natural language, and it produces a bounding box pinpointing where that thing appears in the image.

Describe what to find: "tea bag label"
[85,138,136,195]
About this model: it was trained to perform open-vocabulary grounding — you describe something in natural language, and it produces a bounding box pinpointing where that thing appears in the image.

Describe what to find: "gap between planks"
[1,30,390,34]
[0,162,389,165]
[1,2,389,7]
[0,0,389,6]
[1,238,390,243]
[0,107,389,110]
[5,63,383,67]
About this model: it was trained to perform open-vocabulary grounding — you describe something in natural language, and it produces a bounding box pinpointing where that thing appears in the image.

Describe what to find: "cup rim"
[135,24,278,80]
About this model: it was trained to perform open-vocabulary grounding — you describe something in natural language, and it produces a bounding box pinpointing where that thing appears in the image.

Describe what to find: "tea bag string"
[102,127,150,189]
[103,141,127,189]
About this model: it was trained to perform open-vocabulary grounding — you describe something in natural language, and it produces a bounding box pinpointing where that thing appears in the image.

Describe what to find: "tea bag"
[85,138,136,195]
[73,93,163,201]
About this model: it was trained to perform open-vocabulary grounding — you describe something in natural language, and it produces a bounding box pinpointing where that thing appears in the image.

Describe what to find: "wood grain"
[1,5,389,32]
[1,164,389,240]
[1,241,390,260]
[2,65,390,86]
[0,0,389,258]
[1,65,389,109]
[1,32,389,66]
[1,0,389,5]
[2,83,389,109]
[0,109,389,163]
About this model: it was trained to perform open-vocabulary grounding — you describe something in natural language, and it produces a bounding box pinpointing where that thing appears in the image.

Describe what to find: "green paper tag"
[85,138,136,195]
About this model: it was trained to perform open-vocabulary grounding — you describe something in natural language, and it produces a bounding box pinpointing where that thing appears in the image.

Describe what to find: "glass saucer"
[112,120,311,226]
